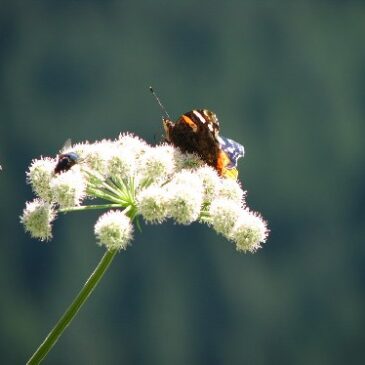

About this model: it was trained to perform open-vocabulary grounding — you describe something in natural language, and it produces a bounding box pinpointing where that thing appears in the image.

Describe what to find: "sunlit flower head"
[94,210,133,251]
[218,178,246,206]
[195,166,221,204]
[174,150,204,171]
[137,144,176,183]
[106,144,136,180]
[166,186,203,224]
[136,185,168,224]
[209,198,242,237]
[50,167,86,208]
[230,209,269,253]
[165,171,203,224]
[81,140,115,176]
[26,157,56,201]
[20,199,56,241]
[118,133,149,159]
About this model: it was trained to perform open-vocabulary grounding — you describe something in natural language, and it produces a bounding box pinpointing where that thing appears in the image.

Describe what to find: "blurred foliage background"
[1,1,364,364]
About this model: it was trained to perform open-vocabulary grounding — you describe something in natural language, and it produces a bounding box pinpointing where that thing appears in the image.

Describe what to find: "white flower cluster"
[94,210,133,251]
[21,134,268,253]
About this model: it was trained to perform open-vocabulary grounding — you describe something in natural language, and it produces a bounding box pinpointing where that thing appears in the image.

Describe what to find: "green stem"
[27,249,118,365]
[59,204,123,213]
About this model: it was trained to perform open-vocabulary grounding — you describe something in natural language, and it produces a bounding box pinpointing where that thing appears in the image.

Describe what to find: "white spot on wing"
[192,110,207,124]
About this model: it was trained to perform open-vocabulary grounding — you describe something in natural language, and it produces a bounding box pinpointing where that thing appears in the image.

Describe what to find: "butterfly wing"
[218,136,245,169]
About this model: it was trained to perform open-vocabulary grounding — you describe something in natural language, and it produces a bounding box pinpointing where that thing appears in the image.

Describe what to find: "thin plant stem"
[27,249,118,365]
[59,204,123,213]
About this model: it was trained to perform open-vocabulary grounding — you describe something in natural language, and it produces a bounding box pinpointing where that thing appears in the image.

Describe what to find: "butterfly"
[163,108,245,179]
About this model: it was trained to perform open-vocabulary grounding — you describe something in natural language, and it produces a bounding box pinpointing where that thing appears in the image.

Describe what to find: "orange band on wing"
[217,150,238,180]
[182,115,198,132]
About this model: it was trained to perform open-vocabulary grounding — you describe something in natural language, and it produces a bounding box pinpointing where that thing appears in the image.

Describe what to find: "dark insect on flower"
[54,139,79,174]
[149,87,245,179]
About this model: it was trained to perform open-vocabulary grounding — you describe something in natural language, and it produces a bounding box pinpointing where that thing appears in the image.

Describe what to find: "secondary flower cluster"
[21,134,268,253]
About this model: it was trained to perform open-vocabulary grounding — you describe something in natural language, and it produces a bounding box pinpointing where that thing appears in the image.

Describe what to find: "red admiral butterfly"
[150,87,245,179]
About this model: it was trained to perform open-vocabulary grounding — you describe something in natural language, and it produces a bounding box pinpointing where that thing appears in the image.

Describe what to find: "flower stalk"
[27,249,117,365]
[59,203,123,213]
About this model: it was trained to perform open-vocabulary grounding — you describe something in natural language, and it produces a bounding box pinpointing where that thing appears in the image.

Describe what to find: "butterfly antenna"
[149,86,171,120]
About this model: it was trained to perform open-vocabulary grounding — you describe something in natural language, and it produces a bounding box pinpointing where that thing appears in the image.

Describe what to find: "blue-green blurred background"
[1,1,364,364]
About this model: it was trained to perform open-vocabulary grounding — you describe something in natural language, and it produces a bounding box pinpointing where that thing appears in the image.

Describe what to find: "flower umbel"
[22,133,268,252]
